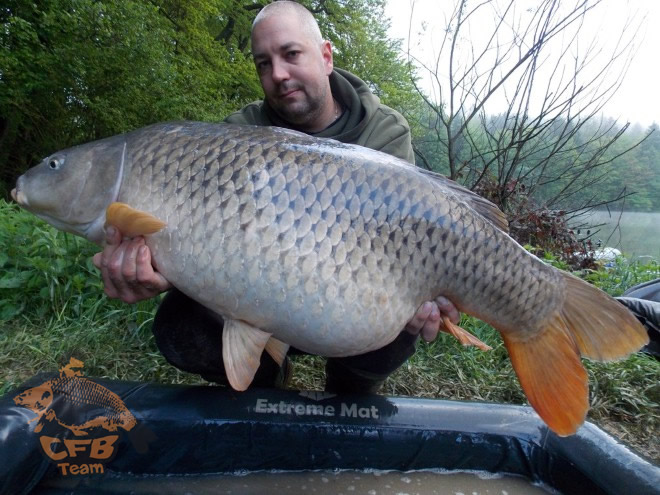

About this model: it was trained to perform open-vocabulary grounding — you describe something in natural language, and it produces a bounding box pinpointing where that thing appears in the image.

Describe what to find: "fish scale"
[118,123,550,351]
[13,121,648,436]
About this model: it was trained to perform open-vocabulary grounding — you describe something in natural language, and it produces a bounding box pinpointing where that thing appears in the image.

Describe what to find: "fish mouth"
[12,188,96,240]
[10,187,28,206]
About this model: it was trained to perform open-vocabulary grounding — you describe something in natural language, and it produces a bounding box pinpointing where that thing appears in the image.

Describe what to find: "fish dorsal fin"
[105,202,167,237]
[265,337,290,366]
[222,319,272,391]
[417,169,509,233]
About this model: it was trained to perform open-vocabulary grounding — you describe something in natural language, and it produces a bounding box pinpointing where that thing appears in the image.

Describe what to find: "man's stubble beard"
[271,82,328,129]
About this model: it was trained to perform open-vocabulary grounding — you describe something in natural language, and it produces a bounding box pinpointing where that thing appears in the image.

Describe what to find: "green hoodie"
[225,68,415,164]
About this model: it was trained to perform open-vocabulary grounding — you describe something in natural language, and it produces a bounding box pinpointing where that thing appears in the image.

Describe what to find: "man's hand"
[405,296,461,342]
[92,226,172,303]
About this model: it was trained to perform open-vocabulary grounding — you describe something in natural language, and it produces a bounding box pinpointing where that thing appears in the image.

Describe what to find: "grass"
[1,199,659,462]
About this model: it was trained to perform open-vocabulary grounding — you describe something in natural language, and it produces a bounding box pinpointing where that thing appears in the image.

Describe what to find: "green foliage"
[0,200,158,321]
[411,111,660,215]
[595,123,660,212]
[0,201,98,321]
[0,0,261,195]
[0,199,183,394]
[582,258,660,296]
[0,0,423,196]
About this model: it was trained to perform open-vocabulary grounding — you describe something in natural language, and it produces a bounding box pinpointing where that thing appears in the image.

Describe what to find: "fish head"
[14,383,54,413]
[12,134,127,245]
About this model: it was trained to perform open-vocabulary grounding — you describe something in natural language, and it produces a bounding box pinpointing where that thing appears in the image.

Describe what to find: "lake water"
[38,469,559,494]
[571,210,660,261]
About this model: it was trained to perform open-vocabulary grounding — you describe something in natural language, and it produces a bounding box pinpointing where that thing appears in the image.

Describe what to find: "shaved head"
[252,1,324,46]
[250,1,336,132]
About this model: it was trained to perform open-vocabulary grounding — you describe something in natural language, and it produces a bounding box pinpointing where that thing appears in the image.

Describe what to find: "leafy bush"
[0,202,103,320]
[473,177,598,270]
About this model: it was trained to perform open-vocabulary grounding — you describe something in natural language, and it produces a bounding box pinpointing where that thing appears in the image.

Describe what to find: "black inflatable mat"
[1,374,657,495]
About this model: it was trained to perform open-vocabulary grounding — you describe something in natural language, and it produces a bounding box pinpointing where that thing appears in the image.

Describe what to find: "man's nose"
[271,59,289,83]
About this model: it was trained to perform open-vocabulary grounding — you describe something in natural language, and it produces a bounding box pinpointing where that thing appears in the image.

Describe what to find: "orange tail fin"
[501,272,648,436]
[559,273,648,361]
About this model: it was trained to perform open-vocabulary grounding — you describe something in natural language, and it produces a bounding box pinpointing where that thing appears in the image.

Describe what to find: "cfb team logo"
[13,358,137,476]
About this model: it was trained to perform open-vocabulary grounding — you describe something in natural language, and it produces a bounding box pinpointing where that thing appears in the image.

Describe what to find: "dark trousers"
[152,289,418,393]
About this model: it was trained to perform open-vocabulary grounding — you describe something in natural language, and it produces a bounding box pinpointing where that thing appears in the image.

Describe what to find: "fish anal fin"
[265,337,290,366]
[441,316,492,351]
[222,319,272,391]
[502,321,588,437]
[560,272,649,361]
[105,202,166,237]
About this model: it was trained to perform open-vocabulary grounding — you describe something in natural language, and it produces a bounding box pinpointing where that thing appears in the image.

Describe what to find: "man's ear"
[321,40,334,75]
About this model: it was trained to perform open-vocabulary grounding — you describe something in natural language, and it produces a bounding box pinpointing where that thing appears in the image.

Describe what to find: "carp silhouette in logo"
[13,358,137,436]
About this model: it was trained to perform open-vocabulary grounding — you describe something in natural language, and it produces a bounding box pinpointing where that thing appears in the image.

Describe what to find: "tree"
[598,123,660,211]
[404,0,649,218]
[0,0,422,196]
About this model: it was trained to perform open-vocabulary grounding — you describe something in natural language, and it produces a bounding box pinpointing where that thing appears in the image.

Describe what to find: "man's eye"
[286,51,300,58]
[256,60,270,70]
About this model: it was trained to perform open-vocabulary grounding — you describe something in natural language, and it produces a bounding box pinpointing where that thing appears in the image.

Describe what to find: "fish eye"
[48,158,61,170]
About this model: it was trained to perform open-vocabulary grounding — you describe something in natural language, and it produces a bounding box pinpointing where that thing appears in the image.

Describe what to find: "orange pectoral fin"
[105,202,166,237]
[502,319,588,437]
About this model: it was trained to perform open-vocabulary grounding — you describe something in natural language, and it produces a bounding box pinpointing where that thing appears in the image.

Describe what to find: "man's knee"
[325,331,418,394]
[151,289,225,375]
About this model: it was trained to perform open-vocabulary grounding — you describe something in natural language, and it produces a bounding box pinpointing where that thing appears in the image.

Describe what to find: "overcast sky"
[384,0,659,128]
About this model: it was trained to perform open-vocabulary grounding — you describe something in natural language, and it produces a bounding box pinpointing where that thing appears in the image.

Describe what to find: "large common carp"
[12,122,648,436]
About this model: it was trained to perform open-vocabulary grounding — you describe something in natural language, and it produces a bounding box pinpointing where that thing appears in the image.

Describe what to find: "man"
[93,1,460,392]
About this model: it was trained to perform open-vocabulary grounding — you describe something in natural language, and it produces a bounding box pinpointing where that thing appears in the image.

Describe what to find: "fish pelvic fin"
[105,202,166,237]
[222,319,272,391]
[559,272,649,361]
[501,272,649,436]
[265,337,290,366]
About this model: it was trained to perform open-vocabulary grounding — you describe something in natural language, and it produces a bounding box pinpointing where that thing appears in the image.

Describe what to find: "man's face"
[251,14,333,130]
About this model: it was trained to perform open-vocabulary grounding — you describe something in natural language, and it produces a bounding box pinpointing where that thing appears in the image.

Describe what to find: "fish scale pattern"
[120,122,563,355]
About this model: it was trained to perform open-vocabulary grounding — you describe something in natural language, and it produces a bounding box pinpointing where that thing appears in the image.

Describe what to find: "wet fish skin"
[114,123,557,353]
[13,121,648,436]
